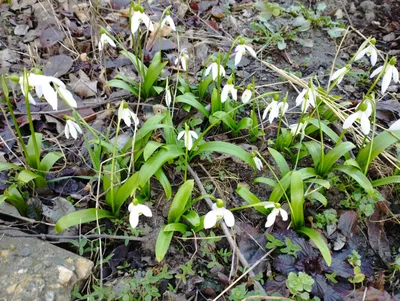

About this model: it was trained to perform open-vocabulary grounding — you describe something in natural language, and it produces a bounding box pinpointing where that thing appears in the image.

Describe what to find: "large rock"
[0,230,93,301]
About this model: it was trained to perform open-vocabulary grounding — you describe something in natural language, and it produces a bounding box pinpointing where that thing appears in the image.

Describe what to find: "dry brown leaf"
[68,70,97,98]
[73,3,90,24]
[145,22,172,51]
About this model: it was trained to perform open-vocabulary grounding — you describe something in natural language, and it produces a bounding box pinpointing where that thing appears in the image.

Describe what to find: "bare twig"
[188,166,268,296]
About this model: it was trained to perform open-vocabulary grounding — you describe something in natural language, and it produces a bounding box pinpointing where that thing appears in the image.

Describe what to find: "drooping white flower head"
[99,33,116,51]
[330,65,350,85]
[128,202,152,228]
[354,38,378,66]
[160,11,176,31]
[262,99,288,124]
[204,200,235,229]
[131,5,154,35]
[64,119,83,140]
[264,202,288,228]
[165,78,172,107]
[370,57,399,95]
[295,81,317,112]
[389,119,400,131]
[343,100,373,135]
[174,48,189,71]
[221,78,237,103]
[205,61,225,81]
[177,124,198,150]
[19,73,77,110]
[289,121,307,139]
[253,156,263,171]
[242,86,252,104]
[118,101,139,127]
[234,40,257,66]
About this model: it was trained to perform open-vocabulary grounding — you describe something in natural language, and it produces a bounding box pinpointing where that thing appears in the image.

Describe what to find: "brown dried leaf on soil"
[366,209,391,265]
[338,210,358,238]
[344,286,398,301]
[40,27,64,47]
[43,54,73,77]
[68,70,97,98]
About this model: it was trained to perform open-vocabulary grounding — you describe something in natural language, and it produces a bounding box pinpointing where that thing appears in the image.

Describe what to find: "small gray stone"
[18,248,31,257]
[14,24,29,36]
[383,32,396,42]
[360,0,375,12]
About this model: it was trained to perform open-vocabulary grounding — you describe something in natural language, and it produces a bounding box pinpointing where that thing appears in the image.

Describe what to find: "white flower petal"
[73,121,83,134]
[330,67,344,81]
[295,89,307,107]
[279,208,288,221]
[370,66,383,78]
[389,119,400,131]
[221,86,229,103]
[204,211,218,229]
[66,120,78,139]
[244,45,257,57]
[392,66,399,83]
[189,130,198,139]
[231,87,237,101]
[128,203,134,212]
[343,112,359,130]
[242,89,252,104]
[42,83,58,110]
[64,122,70,139]
[234,48,243,66]
[223,209,235,227]
[129,210,139,228]
[360,113,371,135]
[254,157,263,171]
[137,204,152,217]
[354,48,367,62]
[59,87,77,108]
[381,67,392,94]
[205,64,212,77]
[370,48,377,66]
[265,209,278,228]
[131,13,140,34]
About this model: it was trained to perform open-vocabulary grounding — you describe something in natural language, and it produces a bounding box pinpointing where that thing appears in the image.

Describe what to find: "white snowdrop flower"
[221,80,237,103]
[128,202,152,229]
[118,101,139,127]
[131,6,154,35]
[253,156,263,171]
[20,73,75,111]
[205,62,225,81]
[370,57,399,95]
[177,125,198,150]
[234,41,257,66]
[262,100,288,124]
[165,78,172,107]
[160,12,176,31]
[343,101,373,135]
[19,76,36,105]
[204,200,235,229]
[242,87,252,104]
[174,48,189,71]
[99,33,116,51]
[64,119,83,140]
[354,39,378,66]
[389,119,400,131]
[330,65,349,85]
[289,122,307,139]
[264,202,288,228]
[295,82,316,112]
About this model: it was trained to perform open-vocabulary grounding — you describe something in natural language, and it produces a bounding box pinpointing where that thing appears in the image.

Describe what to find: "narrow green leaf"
[26,133,42,168]
[155,168,172,200]
[55,209,114,233]
[298,227,332,266]
[0,195,6,205]
[298,168,317,180]
[307,119,339,143]
[269,172,292,203]
[254,177,277,188]
[199,75,213,99]
[39,152,63,172]
[107,79,139,96]
[334,165,373,196]
[182,210,200,227]
[144,141,164,161]
[269,148,290,176]
[319,142,355,176]
[236,185,268,215]
[4,184,26,215]
[235,117,253,133]
[211,88,221,113]
[176,93,210,118]
[164,223,188,234]
[0,162,21,171]
[18,170,42,183]
[139,145,184,187]
[115,172,139,214]
[357,130,400,167]
[306,178,331,189]
[192,141,255,168]
[155,226,174,261]
[303,141,322,167]
[121,50,147,74]
[307,191,327,206]
[371,176,400,187]
[144,52,168,97]
[210,111,236,131]
[168,180,194,223]
[290,171,304,229]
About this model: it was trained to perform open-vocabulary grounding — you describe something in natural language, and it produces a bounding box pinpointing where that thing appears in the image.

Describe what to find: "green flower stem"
[191,91,279,151]
[184,145,189,182]
[1,76,28,161]
[22,69,40,169]
[223,35,242,66]
[109,118,121,214]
